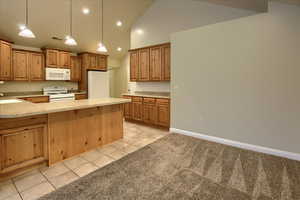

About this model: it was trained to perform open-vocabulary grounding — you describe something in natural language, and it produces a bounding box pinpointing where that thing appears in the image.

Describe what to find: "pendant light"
[19,0,35,38]
[97,0,107,52]
[65,0,77,46]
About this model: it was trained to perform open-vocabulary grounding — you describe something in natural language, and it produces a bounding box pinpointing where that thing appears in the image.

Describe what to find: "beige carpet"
[40,133,300,200]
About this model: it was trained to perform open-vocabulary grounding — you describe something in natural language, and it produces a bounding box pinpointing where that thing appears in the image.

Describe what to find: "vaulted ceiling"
[0,0,153,59]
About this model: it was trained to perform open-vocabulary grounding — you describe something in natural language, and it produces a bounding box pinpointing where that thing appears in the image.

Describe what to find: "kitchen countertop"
[0,90,87,98]
[0,98,130,118]
[122,91,170,99]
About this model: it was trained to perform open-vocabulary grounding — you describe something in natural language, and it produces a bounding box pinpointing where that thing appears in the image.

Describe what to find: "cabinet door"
[139,49,150,81]
[132,97,143,121]
[97,55,107,71]
[157,99,170,127]
[70,56,81,82]
[46,50,59,67]
[161,44,171,81]
[143,104,158,124]
[150,47,162,81]
[59,51,71,68]
[123,96,132,119]
[0,41,12,80]
[30,53,44,81]
[130,51,139,81]
[0,125,47,172]
[75,94,87,100]
[13,50,29,81]
[89,54,98,69]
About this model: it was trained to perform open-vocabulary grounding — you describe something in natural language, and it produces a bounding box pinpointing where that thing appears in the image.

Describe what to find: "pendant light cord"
[26,0,28,26]
[70,0,73,36]
[102,0,104,43]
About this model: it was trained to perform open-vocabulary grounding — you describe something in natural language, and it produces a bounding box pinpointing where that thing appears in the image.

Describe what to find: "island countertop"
[0,98,131,118]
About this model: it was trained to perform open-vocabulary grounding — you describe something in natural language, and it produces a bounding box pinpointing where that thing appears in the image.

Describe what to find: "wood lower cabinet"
[0,116,48,175]
[0,125,47,173]
[132,97,143,121]
[75,93,87,100]
[0,40,12,81]
[123,96,170,128]
[123,96,132,119]
[143,98,158,124]
[157,99,170,127]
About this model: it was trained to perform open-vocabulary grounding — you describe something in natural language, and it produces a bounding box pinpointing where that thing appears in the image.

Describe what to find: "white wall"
[119,0,256,95]
[131,0,256,49]
[171,2,300,154]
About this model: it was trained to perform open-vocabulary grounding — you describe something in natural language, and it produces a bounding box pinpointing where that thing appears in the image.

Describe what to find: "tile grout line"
[38,168,57,191]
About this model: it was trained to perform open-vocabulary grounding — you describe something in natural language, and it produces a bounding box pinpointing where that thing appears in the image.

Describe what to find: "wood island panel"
[48,104,123,165]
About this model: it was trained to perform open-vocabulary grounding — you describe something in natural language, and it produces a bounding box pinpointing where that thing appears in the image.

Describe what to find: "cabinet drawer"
[132,97,143,103]
[0,115,48,131]
[20,96,49,103]
[156,98,170,105]
[143,97,156,105]
[75,94,87,100]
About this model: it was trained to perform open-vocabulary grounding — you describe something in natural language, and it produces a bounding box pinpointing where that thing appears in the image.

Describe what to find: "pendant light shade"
[97,43,107,52]
[65,35,77,46]
[65,0,77,46]
[97,0,107,52]
[19,26,35,38]
[19,0,35,38]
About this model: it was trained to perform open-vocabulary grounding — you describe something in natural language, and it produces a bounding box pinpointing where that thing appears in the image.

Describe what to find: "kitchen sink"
[0,99,23,104]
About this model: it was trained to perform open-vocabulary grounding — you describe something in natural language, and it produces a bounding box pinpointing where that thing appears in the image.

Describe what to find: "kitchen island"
[0,98,130,180]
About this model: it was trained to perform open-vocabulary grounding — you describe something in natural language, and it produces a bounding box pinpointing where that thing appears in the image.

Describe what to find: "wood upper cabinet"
[30,52,45,81]
[150,47,162,81]
[139,49,150,81]
[129,43,170,82]
[0,124,47,173]
[13,50,29,81]
[45,49,59,67]
[97,55,107,71]
[44,49,71,68]
[130,51,139,82]
[0,40,12,80]
[70,56,81,82]
[80,53,108,71]
[12,50,45,81]
[157,99,170,127]
[89,54,98,69]
[161,44,171,81]
[59,51,71,68]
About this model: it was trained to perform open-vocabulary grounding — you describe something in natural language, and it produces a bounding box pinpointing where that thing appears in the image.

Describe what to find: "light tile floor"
[0,122,169,200]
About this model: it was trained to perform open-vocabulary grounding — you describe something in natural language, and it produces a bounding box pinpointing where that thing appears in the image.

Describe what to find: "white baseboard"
[170,128,300,161]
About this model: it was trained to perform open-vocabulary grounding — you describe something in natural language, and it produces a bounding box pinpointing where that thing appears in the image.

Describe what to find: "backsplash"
[128,82,170,93]
[0,81,78,93]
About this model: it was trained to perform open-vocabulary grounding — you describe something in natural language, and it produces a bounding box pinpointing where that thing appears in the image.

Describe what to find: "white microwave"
[45,68,71,81]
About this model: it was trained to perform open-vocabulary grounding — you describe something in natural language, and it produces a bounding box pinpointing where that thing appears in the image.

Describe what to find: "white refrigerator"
[88,71,110,99]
